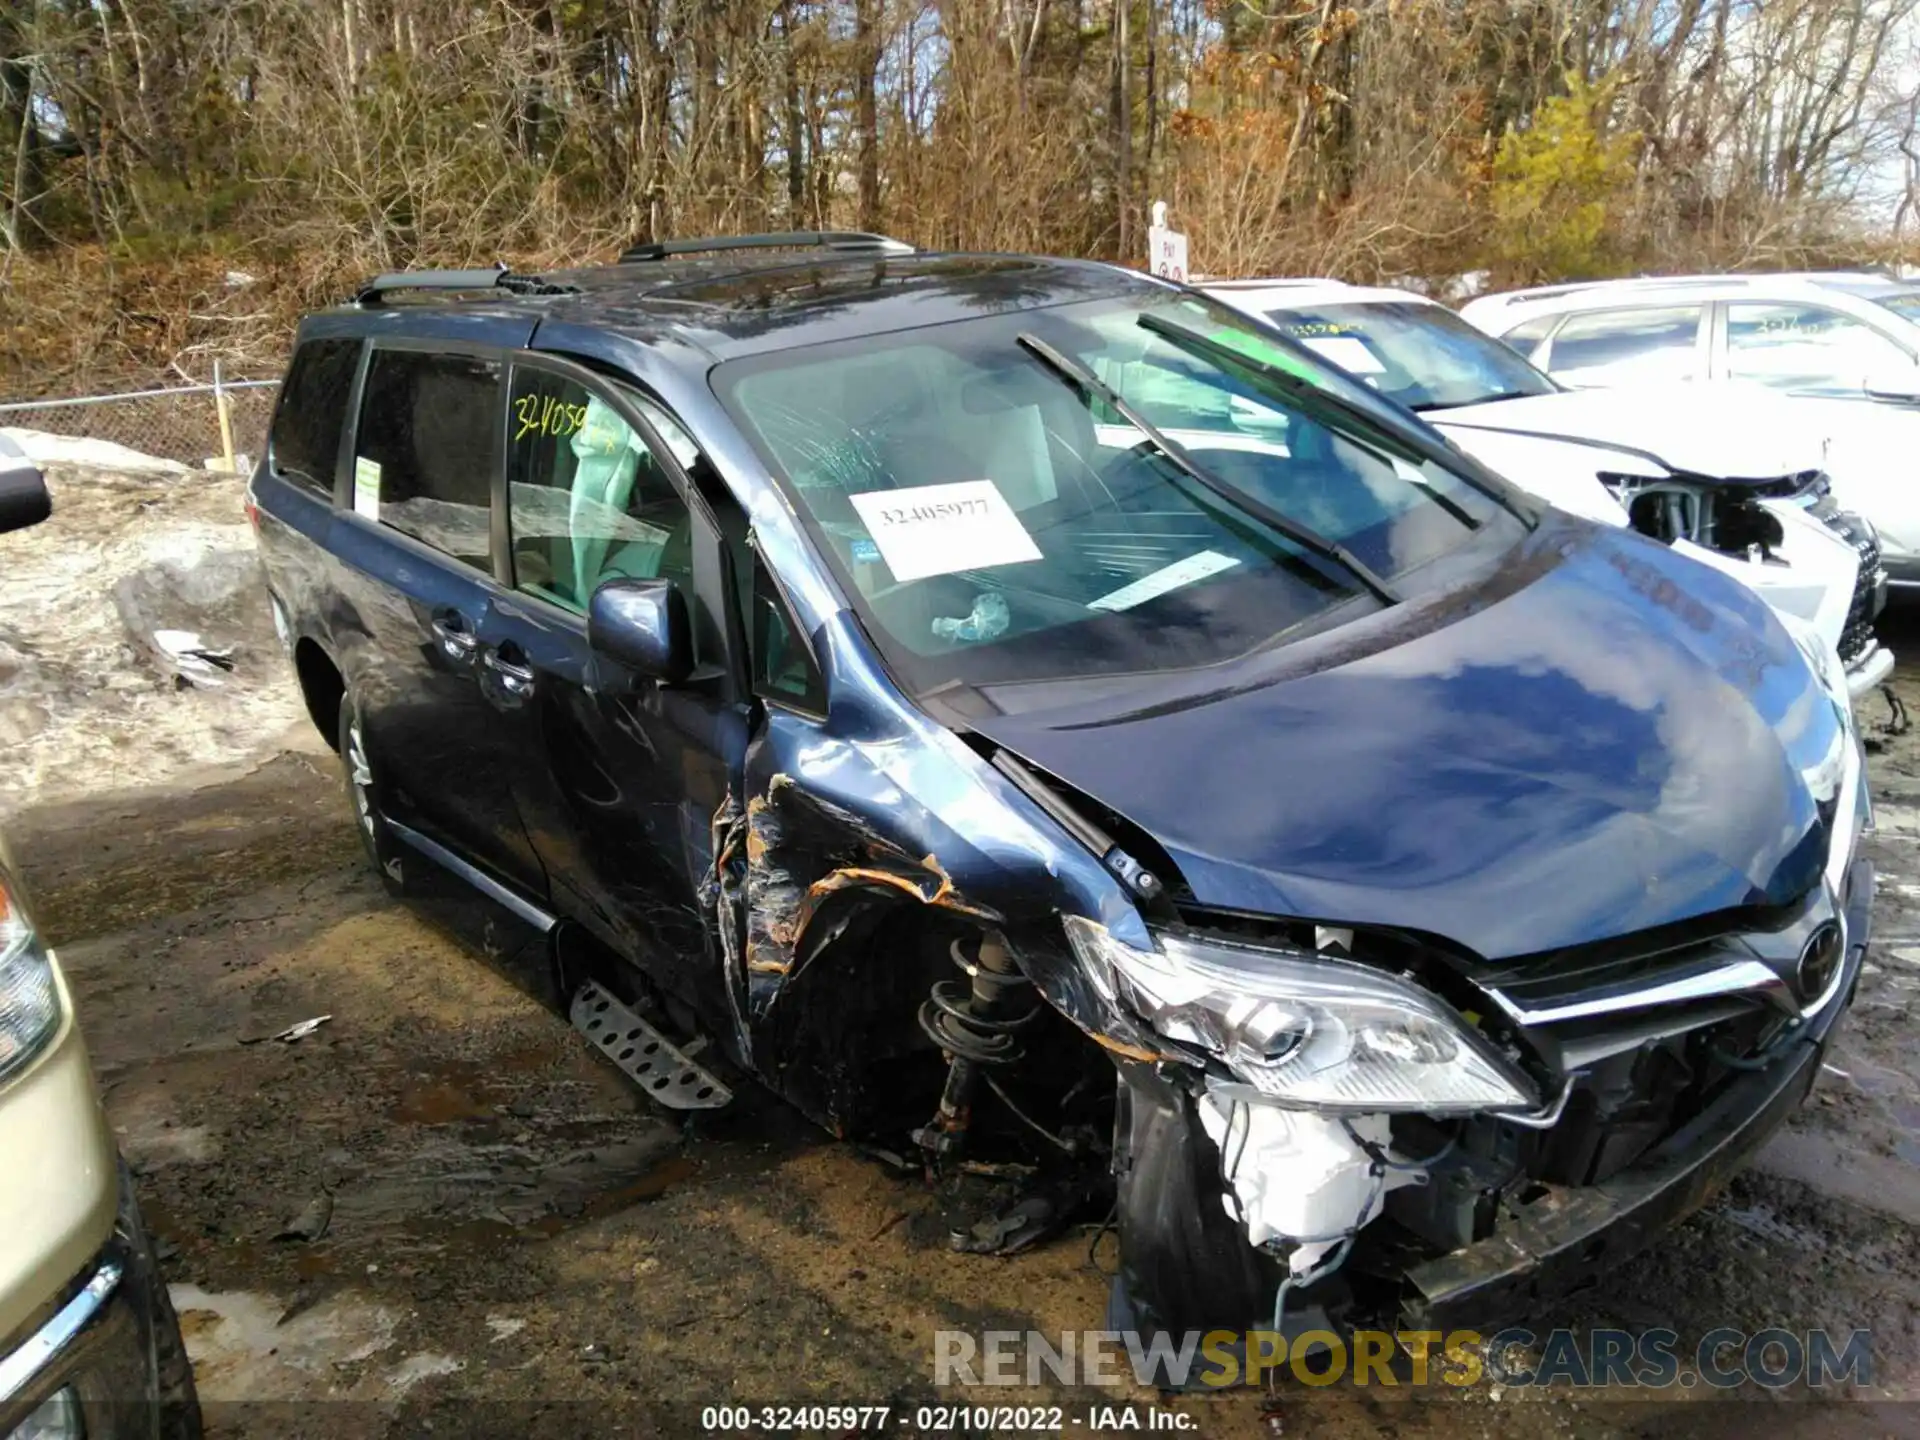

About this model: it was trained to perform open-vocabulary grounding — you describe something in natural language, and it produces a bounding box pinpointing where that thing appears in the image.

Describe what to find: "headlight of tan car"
[0,870,61,1083]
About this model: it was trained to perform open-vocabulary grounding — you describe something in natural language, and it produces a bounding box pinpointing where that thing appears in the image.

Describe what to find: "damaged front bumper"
[1107,860,1872,1342]
[1403,857,1870,1330]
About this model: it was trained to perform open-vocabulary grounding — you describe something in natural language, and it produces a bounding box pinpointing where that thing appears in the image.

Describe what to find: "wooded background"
[3,0,1918,392]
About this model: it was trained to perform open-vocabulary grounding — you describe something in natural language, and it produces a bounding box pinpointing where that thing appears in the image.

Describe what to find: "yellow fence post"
[213,359,237,473]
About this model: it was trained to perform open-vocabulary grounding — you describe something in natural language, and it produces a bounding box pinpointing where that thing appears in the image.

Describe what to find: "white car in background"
[1205,279,1893,696]
[1459,272,1920,595]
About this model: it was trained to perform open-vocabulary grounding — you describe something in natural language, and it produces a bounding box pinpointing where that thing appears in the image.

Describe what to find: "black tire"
[337,695,412,896]
[117,1161,203,1439]
[147,1252,203,1440]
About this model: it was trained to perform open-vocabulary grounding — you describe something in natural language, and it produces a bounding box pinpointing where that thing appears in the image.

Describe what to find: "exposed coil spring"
[917,938,1041,1067]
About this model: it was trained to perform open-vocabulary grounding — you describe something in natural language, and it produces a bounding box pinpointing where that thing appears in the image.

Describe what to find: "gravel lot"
[6,463,1920,1436]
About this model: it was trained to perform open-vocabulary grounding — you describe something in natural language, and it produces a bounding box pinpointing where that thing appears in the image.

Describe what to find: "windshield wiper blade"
[1135,312,1519,523]
[1137,312,1433,462]
[1015,331,1401,606]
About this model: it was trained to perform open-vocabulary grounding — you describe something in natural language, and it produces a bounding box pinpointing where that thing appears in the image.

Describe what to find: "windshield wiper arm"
[1137,312,1433,461]
[1016,331,1400,606]
[1135,312,1519,523]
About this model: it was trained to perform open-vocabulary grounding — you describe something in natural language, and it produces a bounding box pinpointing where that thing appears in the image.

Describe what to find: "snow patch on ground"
[0,462,317,816]
[171,1285,399,1400]
[382,1352,465,1396]
[2,427,191,474]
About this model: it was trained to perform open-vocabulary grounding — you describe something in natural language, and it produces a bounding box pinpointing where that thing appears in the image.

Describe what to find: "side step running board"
[385,818,557,932]
[569,979,733,1110]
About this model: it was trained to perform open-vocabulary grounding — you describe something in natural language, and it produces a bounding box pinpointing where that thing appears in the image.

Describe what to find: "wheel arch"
[292,635,346,753]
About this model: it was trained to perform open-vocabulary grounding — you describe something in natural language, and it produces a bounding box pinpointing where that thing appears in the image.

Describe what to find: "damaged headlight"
[0,868,62,1085]
[1065,918,1536,1113]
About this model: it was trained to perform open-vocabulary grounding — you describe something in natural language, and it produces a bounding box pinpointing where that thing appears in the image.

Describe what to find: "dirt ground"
[9,464,1920,1435]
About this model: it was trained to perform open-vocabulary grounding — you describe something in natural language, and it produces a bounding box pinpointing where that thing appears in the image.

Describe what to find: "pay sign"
[1147,199,1188,283]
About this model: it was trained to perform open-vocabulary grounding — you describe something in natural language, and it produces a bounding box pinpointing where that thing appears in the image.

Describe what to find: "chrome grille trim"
[1484,957,1790,1027]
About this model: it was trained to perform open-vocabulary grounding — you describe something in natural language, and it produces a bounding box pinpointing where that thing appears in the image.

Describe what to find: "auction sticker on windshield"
[848,480,1043,582]
[1299,336,1386,374]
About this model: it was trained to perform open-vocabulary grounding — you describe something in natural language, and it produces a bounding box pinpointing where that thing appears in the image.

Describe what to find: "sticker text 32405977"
[846,480,1042,583]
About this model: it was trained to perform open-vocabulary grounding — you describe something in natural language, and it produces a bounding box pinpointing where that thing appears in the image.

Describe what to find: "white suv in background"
[1207,279,1892,696]
[1460,272,1920,594]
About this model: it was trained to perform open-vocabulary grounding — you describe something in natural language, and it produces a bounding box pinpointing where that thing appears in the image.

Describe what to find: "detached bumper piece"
[0,1174,198,1440]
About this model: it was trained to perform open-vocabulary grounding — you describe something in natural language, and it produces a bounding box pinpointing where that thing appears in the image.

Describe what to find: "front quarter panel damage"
[711,612,1160,1128]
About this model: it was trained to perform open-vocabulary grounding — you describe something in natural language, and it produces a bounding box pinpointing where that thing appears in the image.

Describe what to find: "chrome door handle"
[482,648,536,697]
[430,613,479,663]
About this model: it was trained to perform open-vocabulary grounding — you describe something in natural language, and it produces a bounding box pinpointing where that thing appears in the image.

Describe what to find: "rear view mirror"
[1865,365,1920,404]
[0,456,49,535]
[588,577,693,685]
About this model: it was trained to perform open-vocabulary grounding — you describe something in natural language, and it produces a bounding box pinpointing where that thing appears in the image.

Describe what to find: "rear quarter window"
[352,349,500,569]
[1544,305,1703,385]
[268,339,361,498]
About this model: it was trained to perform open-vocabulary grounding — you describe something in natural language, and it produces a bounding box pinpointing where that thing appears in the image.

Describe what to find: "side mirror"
[0,459,49,535]
[1865,364,1920,404]
[587,577,693,685]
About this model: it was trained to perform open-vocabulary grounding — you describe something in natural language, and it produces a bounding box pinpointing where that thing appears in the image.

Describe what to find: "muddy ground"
[8,465,1920,1435]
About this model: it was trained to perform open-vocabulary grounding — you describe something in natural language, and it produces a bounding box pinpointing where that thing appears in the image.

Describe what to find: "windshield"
[1873,290,1920,324]
[1261,302,1557,411]
[715,293,1525,694]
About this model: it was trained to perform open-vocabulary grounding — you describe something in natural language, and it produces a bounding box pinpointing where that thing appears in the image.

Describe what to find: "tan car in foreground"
[0,446,200,1440]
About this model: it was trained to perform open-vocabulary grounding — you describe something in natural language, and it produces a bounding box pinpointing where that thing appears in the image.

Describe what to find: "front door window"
[1725,302,1912,395]
[505,369,694,612]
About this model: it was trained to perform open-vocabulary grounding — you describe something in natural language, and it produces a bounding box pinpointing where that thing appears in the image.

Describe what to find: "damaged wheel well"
[294,638,344,753]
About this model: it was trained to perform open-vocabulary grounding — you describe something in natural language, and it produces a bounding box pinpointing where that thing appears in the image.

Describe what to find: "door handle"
[482,647,537,699]
[430,611,480,664]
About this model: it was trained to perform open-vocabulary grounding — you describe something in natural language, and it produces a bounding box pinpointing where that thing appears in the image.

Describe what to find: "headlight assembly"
[0,869,62,1084]
[1065,917,1536,1113]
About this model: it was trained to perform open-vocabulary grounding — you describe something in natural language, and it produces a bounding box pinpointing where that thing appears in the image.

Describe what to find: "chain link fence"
[0,373,281,469]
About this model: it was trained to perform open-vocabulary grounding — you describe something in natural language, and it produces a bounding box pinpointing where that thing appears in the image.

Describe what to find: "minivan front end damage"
[701,522,1874,1352]
[1068,915,1553,1337]
[1085,807,1871,1344]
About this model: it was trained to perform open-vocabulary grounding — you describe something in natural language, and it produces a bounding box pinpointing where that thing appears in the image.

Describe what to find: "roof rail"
[1482,273,1758,306]
[617,230,915,264]
[353,264,579,305]
[1203,276,1347,290]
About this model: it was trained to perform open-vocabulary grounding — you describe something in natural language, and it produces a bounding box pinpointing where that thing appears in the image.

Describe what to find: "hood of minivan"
[1437,387,1825,481]
[971,519,1840,961]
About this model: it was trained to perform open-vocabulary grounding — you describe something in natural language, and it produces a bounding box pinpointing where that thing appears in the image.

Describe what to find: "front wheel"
[338,697,411,896]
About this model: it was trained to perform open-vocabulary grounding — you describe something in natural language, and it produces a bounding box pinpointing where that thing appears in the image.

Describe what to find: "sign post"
[1146,200,1189,283]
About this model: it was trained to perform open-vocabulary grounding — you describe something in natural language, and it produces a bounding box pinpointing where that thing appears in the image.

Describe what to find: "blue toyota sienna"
[247,233,1872,1347]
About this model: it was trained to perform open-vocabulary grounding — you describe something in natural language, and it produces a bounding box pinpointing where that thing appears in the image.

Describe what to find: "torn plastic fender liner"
[1110,1061,1412,1338]
[1111,1058,1288,1337]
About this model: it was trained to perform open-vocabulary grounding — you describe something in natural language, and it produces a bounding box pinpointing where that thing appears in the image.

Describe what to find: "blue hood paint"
[970,519,1840,961]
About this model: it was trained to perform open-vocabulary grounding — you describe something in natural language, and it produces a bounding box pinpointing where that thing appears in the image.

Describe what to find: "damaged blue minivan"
[250,233,1872,1344]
